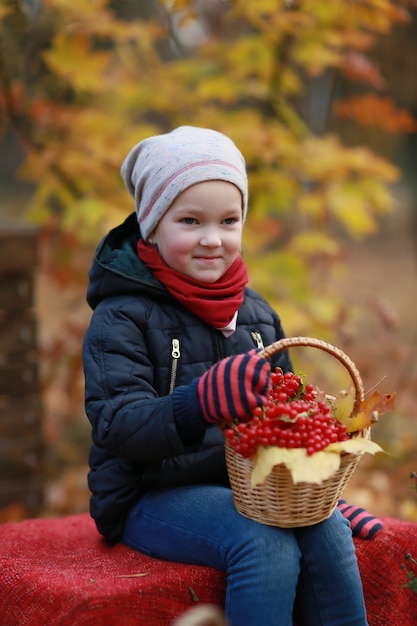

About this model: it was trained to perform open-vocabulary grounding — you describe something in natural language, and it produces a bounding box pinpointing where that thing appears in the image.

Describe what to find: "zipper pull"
[169,338,180,395]
[251,331,264,350]
[171,338,180,358]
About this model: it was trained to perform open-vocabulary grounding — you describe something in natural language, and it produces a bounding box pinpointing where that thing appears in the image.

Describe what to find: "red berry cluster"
[225,368,349,458]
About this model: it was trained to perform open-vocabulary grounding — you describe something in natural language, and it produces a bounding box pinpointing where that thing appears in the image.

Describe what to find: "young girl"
[83,126,368,625]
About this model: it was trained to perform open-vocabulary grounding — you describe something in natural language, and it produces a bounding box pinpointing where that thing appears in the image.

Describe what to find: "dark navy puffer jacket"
[83,213,292,543]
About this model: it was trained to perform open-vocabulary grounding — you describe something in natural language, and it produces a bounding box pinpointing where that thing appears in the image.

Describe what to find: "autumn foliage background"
[1,0,417,521]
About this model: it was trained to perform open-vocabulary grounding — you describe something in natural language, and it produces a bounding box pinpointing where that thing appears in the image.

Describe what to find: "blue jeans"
[121,485,368,626]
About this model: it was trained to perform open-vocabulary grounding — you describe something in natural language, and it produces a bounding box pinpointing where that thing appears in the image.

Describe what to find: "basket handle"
[259,337,364,413]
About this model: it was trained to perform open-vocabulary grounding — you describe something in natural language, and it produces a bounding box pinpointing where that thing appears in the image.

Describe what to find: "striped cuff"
[337,499,383,539]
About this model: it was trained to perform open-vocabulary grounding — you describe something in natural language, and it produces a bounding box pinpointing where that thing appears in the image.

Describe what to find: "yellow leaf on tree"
[290,230,341,258]
[328,183,378,237]
[43,33,110,92]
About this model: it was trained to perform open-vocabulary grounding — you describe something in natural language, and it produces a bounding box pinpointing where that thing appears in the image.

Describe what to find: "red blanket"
[0,513,416,625]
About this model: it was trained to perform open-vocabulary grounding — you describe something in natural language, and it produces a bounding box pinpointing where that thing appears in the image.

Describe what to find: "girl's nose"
[200,227,221,247]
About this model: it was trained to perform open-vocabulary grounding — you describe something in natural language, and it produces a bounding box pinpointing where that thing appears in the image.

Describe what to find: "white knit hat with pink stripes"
[121,126,248,242]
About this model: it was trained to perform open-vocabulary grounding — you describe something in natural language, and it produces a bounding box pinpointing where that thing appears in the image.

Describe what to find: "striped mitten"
[338,499,383,539]
[197,351,271,424]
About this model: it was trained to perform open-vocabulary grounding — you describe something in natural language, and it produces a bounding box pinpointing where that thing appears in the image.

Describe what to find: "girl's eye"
[181,217,197,224]
[223,217,237,225]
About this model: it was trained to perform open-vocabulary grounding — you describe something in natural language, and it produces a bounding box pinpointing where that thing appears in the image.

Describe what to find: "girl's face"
[152,180,243,283]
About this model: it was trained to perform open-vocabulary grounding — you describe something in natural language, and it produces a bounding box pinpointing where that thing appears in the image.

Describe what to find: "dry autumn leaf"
[346,392,396,433]
[334,387,396,433]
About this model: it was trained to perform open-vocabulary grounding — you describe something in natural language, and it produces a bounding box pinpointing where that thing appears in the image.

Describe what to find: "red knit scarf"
[137,240,248,329]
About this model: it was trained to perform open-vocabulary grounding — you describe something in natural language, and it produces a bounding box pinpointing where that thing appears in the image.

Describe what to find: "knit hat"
[120,126,248,241]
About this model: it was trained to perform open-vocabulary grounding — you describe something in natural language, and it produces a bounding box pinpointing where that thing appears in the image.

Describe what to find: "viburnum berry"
[225,367,349,458]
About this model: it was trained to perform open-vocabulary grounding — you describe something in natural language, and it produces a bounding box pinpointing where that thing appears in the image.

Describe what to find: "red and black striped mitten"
[338,499,383,539]
[197,351,271,424]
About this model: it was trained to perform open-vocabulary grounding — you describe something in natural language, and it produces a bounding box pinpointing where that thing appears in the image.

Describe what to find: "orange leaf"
[333,388,396,433]
[346,391,396,433]
[334,94,417,133]
[340,51,385,88]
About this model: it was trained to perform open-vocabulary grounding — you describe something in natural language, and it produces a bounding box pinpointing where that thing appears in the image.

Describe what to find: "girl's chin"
[188,263,226,283]
[191,272,223,284]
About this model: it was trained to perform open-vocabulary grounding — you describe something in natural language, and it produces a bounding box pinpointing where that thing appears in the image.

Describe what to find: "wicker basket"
[224,336,368,528]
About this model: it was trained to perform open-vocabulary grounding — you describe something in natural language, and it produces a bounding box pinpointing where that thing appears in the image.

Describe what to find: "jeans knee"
[227,524,300,579]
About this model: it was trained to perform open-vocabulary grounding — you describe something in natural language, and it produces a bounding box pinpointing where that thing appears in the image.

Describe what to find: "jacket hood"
[86,212,167,310]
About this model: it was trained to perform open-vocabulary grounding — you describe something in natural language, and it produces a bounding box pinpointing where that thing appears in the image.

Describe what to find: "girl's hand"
[197,350,271,424]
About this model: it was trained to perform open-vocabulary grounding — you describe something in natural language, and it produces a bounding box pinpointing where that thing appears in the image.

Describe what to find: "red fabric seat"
[0,513,416,625]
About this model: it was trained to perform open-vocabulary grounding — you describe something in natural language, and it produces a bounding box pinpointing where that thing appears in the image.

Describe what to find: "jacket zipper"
[169,332,263,394]
[169,338,180,394]
[143,338,178,486]
[251,330,264,350]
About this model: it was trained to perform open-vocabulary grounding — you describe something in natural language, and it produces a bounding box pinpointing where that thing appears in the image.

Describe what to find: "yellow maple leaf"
[291,450,342,484]
[252,447,342,486]
[325,438,383,455]
[251,438,383,487]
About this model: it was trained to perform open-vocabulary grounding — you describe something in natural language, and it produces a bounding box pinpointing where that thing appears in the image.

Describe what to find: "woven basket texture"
[224,337,368,527]
[225,439,361,527]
